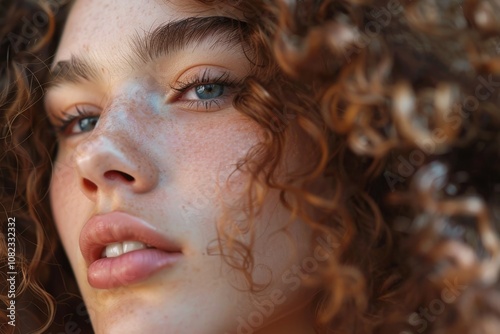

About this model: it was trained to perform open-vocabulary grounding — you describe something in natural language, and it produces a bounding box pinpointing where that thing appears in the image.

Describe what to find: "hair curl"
[1,0,500,333]
[0,1,87,333]
[267,0,500,332]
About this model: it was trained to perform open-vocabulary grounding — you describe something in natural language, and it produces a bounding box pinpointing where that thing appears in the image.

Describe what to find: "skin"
[45,0,320,333]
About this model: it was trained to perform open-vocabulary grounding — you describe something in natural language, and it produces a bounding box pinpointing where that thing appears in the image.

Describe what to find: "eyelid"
[170,68,232,91]
[44,84,105,136]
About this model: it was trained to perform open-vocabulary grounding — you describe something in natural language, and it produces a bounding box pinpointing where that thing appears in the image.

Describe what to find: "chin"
[90,303,229,334]
[96,319,227,334]
[93,313,175,334]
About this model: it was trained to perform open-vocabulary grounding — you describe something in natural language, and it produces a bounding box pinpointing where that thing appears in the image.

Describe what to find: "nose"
[74,134,159,202]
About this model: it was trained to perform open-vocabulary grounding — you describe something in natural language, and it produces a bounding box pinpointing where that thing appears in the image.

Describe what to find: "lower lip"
[87,248,182,289]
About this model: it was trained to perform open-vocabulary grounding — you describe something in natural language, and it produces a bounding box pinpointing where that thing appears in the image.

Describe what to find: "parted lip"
[79,211,182,266]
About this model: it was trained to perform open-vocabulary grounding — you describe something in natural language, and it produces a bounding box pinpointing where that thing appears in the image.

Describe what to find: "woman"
[1,0,500,333]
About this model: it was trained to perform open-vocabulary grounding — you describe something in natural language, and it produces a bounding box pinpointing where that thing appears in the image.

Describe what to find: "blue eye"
[55,106,100,136]
[171,69,242,112]
[195,84,224,100]
[73,116,99,133]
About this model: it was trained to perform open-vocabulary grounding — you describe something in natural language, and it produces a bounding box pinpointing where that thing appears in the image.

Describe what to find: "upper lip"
[79,211,182,266]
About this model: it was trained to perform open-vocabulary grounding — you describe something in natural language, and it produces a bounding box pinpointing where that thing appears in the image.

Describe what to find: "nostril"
[83,178,98,192]
[104,170,135,182]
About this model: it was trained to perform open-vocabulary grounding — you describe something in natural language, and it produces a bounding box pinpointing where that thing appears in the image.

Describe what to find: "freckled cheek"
[168,118,262,191]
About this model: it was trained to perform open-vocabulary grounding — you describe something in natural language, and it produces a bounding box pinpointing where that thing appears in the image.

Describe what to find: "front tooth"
[105,242,123,258]
[123,241,147,254]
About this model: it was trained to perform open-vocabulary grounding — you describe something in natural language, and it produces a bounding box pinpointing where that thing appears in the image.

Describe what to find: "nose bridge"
[99,83,148,135]
[97,81,161,144]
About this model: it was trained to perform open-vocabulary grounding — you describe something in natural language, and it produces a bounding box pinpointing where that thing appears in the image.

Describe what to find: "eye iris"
[78,117,98,132]
[195,84,224,99]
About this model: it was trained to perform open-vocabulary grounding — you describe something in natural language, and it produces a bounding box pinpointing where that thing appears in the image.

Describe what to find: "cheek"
[171,114,260,166]
[166,114,262,207]
[152,115,266,253]
[50,158,91,261]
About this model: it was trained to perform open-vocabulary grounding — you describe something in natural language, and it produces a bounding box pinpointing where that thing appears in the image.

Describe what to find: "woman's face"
[45,0,318,333]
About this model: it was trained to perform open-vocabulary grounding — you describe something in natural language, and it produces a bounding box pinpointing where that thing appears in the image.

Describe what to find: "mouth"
[80,211,183,289]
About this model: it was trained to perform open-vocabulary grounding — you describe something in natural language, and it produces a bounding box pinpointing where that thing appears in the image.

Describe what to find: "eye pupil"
[195,84,224,99]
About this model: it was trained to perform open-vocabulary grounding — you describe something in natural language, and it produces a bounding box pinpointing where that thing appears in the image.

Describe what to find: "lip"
[80,211,183,289]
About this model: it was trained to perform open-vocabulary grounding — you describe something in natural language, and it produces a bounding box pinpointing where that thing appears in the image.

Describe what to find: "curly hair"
[1,0,500,333]
[270,0,500,332]
[0,1,88,333]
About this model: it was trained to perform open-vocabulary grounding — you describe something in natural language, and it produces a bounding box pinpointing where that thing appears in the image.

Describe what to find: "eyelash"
[54,106,96,135]
[169,69,241,111]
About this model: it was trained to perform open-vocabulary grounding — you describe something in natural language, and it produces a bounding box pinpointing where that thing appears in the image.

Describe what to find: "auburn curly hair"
[1,0,500,333]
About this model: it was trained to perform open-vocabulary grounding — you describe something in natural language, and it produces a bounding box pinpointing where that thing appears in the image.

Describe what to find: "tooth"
[105,242,123,258]
[123,241,147,254]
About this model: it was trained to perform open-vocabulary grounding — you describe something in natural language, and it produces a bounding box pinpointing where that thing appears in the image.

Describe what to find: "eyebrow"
[47,16,248,89]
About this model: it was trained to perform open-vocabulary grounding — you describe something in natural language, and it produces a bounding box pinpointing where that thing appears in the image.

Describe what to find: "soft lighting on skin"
[45,0,318,333]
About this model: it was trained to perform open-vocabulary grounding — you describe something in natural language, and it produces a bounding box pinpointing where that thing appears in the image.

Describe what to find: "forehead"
[55,0,237,62]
